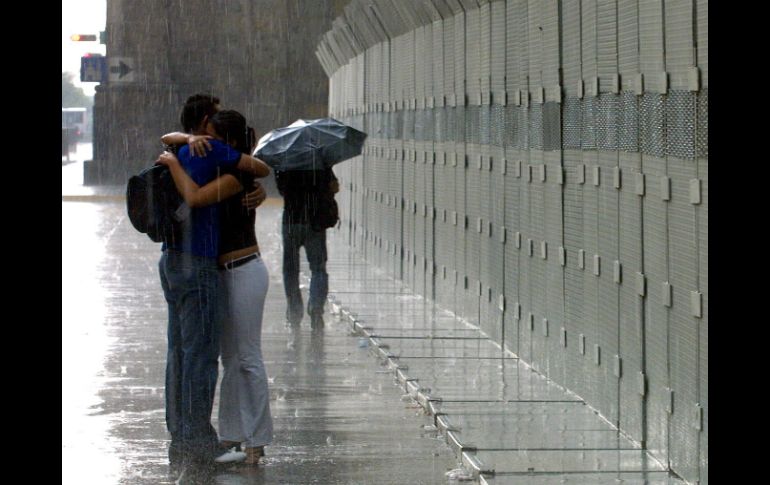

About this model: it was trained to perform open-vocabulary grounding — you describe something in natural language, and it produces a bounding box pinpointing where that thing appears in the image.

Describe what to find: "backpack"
[311,191,339,231]
[276,169,339,231]
[126,164,188,244]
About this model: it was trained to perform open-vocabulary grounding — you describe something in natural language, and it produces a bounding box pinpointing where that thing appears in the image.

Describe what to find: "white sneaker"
[214,446,247,463]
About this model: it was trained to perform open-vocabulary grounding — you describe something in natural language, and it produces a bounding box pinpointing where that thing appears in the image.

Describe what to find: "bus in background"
[62,107,88,142]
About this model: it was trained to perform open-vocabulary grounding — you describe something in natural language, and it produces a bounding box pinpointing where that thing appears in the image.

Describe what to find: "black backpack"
[126,164,188,244]
[276,169,339,231]
[312,191,339,231]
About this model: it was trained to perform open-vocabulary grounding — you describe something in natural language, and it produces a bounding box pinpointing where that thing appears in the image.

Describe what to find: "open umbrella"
[254,118,367,171]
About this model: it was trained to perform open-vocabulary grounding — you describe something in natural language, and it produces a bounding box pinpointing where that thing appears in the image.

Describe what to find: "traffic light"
[70,34,97,41]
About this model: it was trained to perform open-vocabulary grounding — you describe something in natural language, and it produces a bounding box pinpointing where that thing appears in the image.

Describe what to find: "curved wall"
[317,1,707,483]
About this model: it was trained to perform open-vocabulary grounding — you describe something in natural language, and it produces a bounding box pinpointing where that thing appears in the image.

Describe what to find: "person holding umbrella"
[256,118,366,328]
[275,167,339,328]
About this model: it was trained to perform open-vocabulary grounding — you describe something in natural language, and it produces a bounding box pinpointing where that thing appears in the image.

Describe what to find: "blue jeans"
[159,250,221,461]
[282,222,328,323]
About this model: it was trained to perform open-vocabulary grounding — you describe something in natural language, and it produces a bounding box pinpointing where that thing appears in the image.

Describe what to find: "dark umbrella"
[254,118,367,171]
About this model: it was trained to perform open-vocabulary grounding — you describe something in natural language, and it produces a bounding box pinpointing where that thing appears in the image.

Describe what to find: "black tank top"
[218,171,258,255]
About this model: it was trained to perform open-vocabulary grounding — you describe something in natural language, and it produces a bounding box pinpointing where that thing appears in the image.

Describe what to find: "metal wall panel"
[517,159,534,364]
[698,155,708,484]
[479,2,492,98]
[563,151,585,394]
[639,0,665,82]
[433,20,444,101]
[424,23,434,103]
[405,30,416,103]
[415,26,426,102]
[561,1,581,97]
[465,7,481,99]
[597,0,618,92]
[665,0,695,90]
[526,0,542,90]
[443,16,456,98]
[596,150,620,425]
[490,171,506,346]
[454,12,466,100]
[581,0,598,81]
[582,149,601,412]
[529,151,547,373]
[696,0,708,88]
[453,105,468,319]
[544,150,565,384]
[541,0,560,91]
[504,145,523,356]
[517,0,529,90]
[505,0,524,94]
[667,156,699,484]
[642,154,670,465]
[490,0,506,96]
[618,153,644,443]
[618,0,639,79]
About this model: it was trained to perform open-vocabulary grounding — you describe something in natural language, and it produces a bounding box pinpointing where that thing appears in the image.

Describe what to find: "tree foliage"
[62,72,93,108]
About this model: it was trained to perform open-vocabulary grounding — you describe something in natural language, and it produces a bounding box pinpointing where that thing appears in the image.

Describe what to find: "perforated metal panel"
[505,105,520,148]
[666,90,696,160]
[697,88,708,158]
[596,94,619,151]
[453,105,465,143]
[479,105,491,146]
[563,97,583,150]
[543,102,561,151]
[530,105,543,150]
[490,105,504,147]
[467,105,480,145]
[619,91,639,152]
[640,93,665,158]
[582,97,597,150]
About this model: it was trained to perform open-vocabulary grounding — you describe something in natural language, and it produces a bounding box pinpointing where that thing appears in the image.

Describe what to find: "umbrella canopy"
[255,118,367,171]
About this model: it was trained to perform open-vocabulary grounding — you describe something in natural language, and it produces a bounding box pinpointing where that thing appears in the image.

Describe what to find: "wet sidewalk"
[323,234,685,485]
[62,154,685,484]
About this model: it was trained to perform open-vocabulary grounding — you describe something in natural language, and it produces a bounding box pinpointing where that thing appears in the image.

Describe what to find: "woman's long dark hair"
[210,110,255,154]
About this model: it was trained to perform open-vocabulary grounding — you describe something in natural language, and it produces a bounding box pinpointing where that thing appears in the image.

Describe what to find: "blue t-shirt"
[165,139,242,258]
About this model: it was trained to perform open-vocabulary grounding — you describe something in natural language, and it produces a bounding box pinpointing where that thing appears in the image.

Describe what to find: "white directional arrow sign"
[108,57,135,82]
